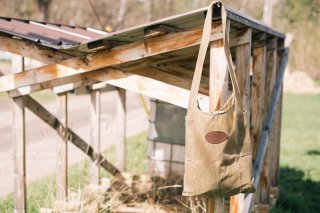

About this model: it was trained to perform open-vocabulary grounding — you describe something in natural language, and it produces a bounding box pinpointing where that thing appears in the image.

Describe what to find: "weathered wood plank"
[56,93,68,201]
[0,35,74,64]
[116,88,126,171]
[0,23,223,93]
[12,55,26,213]
[90,90,101,184]
[251,45,267,159]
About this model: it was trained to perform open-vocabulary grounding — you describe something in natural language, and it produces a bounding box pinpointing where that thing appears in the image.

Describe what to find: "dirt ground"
[283,70,320,93]
[0,90,149,197]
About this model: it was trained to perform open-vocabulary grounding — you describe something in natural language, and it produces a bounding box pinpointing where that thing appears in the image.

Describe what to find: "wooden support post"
[116,88,126,171]
[207,38,229,213]
[12,55,26,213]
[90,89,101,185]
[230,28,252,213]
[56,93,68,201]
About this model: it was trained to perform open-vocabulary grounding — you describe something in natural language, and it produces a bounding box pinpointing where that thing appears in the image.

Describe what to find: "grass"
[0,132,148,212]
[1,94,320,212]
[272,93,320,213]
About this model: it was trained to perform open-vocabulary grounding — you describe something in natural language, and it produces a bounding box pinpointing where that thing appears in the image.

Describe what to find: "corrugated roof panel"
[0,17,107,49]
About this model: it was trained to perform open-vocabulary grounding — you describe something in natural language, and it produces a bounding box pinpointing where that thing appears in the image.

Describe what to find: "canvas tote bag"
[183,2,255,197]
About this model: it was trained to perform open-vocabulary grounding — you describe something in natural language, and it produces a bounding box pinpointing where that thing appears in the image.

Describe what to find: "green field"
[1,93,319,212]
[272,93,320,212]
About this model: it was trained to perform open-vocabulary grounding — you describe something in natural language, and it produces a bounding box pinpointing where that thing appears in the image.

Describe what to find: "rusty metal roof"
[0,17,107,49]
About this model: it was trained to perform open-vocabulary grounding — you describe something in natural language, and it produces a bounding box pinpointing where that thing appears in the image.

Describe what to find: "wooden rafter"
[86,67,209,109]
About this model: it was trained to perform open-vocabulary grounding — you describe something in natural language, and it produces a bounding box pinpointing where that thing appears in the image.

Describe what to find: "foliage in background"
[0,0,319,79]
[274,0,320,79]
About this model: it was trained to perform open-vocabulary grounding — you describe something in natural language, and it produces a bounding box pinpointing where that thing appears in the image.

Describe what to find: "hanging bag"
[183,2,255,197]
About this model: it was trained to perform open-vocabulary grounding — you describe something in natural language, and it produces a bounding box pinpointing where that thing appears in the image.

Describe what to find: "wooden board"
[90,90,101,184]
[12,55,26,213]
[56,93,68,201]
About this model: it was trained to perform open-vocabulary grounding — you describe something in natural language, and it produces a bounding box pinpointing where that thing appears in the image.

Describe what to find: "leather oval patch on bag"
[205,131,228,144]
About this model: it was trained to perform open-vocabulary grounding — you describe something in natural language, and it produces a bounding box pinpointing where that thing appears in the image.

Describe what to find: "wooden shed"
[0,1,288,212]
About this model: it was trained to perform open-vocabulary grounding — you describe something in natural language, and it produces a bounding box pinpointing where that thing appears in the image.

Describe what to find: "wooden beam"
[89,90,101,185]
[0,35,74,64]
[116,88,126,171]
[56,93,68,201]
[85,68,209,109]
[12,55,26,213]
[0,23,223,93]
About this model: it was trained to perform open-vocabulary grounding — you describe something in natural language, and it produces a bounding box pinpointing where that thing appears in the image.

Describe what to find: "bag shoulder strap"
[188,2,243,112]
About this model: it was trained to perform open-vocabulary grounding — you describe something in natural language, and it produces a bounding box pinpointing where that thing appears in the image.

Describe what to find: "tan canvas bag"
[183,2,255,197]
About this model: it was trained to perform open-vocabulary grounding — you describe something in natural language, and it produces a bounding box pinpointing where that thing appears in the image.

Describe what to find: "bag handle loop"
[188,2,244,112]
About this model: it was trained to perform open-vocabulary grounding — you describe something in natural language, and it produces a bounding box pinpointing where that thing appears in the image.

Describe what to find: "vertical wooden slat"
[264,38,278,116]
[251,44,267,159]
[116,88,126,171]
[90,89,101,185]
[269,45,284,188]
[12,55,26,213]
[235,29,252,111]
[230,28,252,213]
[56,93,68,201]
[207,39,228,213]
[259,37,278,206]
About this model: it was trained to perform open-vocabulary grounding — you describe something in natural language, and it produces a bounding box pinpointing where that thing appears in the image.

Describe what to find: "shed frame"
[0,1,288,212]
